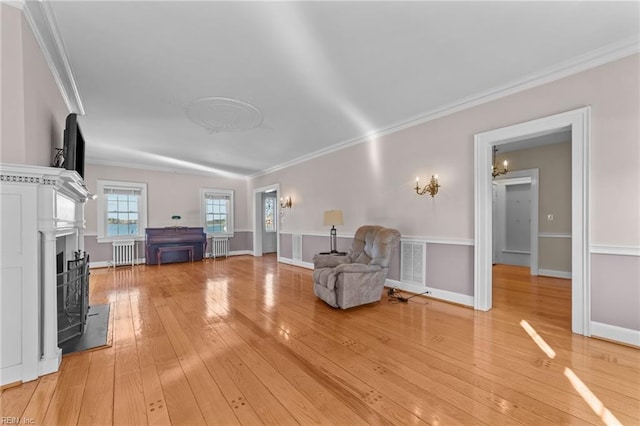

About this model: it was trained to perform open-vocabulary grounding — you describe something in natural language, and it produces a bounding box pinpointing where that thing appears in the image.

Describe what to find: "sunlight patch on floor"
[519,319,556,359]
[564,367,622,426]
[520,319,622,425]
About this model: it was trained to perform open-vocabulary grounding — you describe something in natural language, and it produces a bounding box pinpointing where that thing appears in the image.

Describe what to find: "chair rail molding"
[590,245,640,257]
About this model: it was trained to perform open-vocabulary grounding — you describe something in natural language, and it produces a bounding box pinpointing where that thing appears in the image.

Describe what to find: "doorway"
[261,192,277,254]
[474,107,591,336]
[492,169,539,274]
[253,184,281,258]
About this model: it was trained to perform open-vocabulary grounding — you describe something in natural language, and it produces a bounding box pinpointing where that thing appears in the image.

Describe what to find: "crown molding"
[86,158,249,181]
[250,36,640,179]
[22,0,84,114]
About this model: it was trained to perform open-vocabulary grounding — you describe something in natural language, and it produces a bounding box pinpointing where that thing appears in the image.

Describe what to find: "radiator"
[110,240,136,267]
[211,237,229,258]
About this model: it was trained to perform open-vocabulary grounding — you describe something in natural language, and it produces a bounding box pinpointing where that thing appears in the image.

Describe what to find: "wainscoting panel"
[590,253,640,336]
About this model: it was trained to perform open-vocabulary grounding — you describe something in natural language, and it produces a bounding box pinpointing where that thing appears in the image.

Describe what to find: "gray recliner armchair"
[312,225,401,309]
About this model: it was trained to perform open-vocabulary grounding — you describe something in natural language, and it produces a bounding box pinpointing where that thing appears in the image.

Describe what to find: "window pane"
[202,191,233,235]
[264,198,275,232]
[105,192,141,236]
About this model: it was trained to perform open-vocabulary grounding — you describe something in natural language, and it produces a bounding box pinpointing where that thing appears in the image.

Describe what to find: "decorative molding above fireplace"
[0,163,91,386]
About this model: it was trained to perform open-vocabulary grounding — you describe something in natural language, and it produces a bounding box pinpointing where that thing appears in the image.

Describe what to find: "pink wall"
[1,4,26,163]
[83,163,249,234]
[591,254,640,330]
[251,55,640,248]
[83,164,252,262]
[251,55,640,332]
[0,4,68,167]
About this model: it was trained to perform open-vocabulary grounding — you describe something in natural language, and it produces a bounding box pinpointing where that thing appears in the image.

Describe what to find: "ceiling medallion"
[186,97,263,133]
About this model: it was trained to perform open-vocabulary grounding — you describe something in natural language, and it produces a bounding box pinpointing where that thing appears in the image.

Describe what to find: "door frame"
[253,183,280,257]
[474,107,590,336]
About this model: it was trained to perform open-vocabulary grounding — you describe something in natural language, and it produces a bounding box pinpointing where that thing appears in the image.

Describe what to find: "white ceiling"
[44,1,639,178]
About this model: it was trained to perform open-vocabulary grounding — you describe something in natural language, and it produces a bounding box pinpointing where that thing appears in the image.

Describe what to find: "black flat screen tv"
[63,113,85,178]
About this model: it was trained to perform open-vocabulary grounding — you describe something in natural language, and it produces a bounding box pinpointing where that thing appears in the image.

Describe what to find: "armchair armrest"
[334,263,382,274]
[313,254,350,269]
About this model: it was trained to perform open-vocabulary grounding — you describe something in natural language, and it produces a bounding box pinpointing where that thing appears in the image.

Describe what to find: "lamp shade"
[323,210,344,226]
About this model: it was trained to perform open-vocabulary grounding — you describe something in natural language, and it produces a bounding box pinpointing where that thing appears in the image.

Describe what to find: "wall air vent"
[292,234,302,262]
[400,241,426,285]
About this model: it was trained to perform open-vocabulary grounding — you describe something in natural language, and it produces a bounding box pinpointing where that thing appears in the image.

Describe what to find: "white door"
[262,193,277,254]
[493,180,532,267]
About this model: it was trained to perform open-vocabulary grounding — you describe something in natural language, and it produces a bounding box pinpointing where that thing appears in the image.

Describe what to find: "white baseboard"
[279,257,314,270]
[1,364,22,386]
[538,269,572,279]
[90,258,146,269]
[38,348,62,377]
[386,279,474,307]
[206,250,253,258]
[590,321,640,347]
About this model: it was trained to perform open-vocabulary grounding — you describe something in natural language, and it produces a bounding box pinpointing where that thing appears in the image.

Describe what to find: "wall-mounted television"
[63,113,85,179]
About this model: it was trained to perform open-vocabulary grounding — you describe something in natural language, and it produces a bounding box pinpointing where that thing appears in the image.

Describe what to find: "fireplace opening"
[56,250,64,276]
[56,251,90,345]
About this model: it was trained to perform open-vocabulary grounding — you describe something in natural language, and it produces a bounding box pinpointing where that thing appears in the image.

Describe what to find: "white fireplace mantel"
[0,163,91,386]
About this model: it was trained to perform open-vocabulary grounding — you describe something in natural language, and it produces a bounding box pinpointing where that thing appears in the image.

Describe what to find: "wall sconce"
[280,196,292,208]
[492,146,508,178]
[415,175,440,197]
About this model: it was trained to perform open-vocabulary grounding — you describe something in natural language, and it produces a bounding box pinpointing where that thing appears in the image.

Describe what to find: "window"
[97,180,147,242]
[201,188,234,236]
[264,196,276,232]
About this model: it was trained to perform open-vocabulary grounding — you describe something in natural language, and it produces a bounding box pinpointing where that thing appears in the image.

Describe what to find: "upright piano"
[145,227,207,265]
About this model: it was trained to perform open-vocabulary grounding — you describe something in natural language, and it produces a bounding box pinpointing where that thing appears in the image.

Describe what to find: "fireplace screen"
[57,251,90,345]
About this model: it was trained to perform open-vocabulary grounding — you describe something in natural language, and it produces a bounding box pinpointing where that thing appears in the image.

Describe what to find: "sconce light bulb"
[434,174,438,180]
[504,160,508,167]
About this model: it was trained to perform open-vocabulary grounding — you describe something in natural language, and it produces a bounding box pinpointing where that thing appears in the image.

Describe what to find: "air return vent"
[400,241,425,285]
[292,234,302,261]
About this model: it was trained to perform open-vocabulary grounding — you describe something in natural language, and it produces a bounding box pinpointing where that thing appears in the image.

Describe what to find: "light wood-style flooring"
[1,256,638,425]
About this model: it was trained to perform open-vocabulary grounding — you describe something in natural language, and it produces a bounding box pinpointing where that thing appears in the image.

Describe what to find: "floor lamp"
[323,210,344,254]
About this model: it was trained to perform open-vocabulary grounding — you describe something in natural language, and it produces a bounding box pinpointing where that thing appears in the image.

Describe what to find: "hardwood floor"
[1,257,638,425]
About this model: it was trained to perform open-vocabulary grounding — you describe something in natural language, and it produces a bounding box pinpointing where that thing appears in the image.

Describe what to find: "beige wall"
[83,164,250,235]
[250,54,640,331]
[2,4,638,333]
[496,142,572,273]
[0,4,68,166]
[250,55,640,248]
[1,4,26,163]
[21,8,69,167]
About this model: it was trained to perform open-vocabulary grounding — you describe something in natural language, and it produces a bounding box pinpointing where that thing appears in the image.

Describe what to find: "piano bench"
[157,245,194,265]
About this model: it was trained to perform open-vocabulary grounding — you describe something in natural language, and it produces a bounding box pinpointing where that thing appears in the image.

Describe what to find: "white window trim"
[97,180,148,243]
[200,188,234,238]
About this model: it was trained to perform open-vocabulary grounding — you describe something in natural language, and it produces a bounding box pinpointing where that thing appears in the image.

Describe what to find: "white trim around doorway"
[474,106,591,336]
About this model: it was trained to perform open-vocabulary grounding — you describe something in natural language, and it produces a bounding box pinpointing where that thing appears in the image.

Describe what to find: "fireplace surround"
[0,164,91,386]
